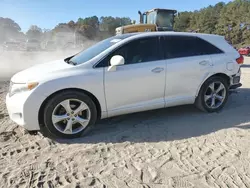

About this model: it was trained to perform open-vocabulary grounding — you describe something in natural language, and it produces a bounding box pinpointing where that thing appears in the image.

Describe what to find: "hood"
[11,59,73,83]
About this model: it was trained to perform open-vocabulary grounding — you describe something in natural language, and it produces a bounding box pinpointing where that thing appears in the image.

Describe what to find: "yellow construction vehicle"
[115,8,177,35]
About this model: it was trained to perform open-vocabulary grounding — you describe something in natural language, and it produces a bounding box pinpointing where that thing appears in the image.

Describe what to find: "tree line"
[1,0,250,47]
[0,16,133,44]
[174,0,250,47]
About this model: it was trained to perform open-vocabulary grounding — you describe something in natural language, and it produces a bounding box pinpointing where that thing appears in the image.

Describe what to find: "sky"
[0,0,232,32]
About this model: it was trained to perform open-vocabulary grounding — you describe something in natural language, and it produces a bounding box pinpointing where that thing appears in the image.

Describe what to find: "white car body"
[6,32,242,131]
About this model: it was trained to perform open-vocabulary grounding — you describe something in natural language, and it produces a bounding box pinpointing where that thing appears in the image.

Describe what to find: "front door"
[104,36,166,117]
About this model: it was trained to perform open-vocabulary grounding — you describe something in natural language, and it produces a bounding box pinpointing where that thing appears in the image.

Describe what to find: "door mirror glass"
[108,55,125,71]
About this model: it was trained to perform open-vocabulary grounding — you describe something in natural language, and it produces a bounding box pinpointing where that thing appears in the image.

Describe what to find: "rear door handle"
[152,67,164,73]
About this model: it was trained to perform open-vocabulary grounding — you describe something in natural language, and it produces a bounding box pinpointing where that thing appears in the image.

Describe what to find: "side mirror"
[107,55,125,72]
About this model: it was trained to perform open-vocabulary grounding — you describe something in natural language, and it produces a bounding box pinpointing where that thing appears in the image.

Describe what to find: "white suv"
[6,32,243,139]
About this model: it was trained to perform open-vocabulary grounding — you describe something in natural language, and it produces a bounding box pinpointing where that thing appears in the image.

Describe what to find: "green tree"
[99,16,132,35]
[174,0,250,46]
[76,16,99,39]
[0,17,21,43]
[26,25,43,40]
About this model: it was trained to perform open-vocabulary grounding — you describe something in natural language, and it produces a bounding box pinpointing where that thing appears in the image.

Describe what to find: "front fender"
[25,69,106,129]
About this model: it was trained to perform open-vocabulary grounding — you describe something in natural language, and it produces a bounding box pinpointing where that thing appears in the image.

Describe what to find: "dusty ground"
[0,52,250,188]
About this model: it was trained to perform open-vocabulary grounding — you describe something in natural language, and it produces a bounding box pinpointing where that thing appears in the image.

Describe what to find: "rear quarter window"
[195,37,224,55]
[163,35,224,59]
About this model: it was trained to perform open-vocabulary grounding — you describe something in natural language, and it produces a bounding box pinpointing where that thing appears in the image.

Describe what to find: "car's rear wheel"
[43,91,97,139]
[195,76,229,113]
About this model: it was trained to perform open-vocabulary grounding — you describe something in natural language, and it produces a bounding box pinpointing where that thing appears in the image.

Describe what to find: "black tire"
[195,76,229,113]
[43,90,97,139]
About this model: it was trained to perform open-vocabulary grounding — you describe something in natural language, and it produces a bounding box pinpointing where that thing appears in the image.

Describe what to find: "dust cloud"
[0,40,97,82]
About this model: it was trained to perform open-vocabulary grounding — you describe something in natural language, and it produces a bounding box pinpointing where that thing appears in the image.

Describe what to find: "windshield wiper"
[68,60,77,65]
[64,58,77,65]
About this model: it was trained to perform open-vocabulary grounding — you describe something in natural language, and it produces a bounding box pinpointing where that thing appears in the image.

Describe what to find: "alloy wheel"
[204,81,226,109]
[51,99,91,135]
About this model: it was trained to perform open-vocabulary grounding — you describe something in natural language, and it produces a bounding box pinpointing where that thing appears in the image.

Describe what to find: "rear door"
[162,35,215,107]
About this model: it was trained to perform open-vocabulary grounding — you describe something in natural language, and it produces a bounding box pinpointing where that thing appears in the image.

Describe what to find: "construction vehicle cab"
[116,8,177,35]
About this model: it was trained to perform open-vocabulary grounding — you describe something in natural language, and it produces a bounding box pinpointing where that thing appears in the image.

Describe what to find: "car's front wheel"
[43,91,97,139]
[195,76,229,113]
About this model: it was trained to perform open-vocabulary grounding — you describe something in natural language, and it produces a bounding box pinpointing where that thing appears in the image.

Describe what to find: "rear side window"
[163,36,223,59]
[163,36,197,59]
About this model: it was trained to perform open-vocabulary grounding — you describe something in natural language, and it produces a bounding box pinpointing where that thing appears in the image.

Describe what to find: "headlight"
[9,82,39,97]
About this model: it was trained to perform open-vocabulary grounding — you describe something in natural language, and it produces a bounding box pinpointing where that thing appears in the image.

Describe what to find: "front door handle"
[152,67,164,73]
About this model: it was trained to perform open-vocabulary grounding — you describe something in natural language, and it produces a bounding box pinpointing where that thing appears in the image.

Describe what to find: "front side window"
[95,37,161,68]
[109,37,160,65]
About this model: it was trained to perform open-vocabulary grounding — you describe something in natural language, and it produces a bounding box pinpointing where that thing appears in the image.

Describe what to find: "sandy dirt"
[0,53,250,188]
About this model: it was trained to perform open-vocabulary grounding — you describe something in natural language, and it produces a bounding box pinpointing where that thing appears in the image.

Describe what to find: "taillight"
[236,55,244,64]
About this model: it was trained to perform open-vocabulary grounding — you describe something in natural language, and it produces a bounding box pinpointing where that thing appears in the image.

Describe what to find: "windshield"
[69,34,136,65]
[156,10,175,29]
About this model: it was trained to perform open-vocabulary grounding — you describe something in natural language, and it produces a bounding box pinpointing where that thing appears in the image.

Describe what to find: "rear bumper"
[229,69,242,89]
[229,83,242,89]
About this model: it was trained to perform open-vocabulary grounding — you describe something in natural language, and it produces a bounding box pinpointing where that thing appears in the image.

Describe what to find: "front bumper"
[5,91,41,131]
[6,93,26,127]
